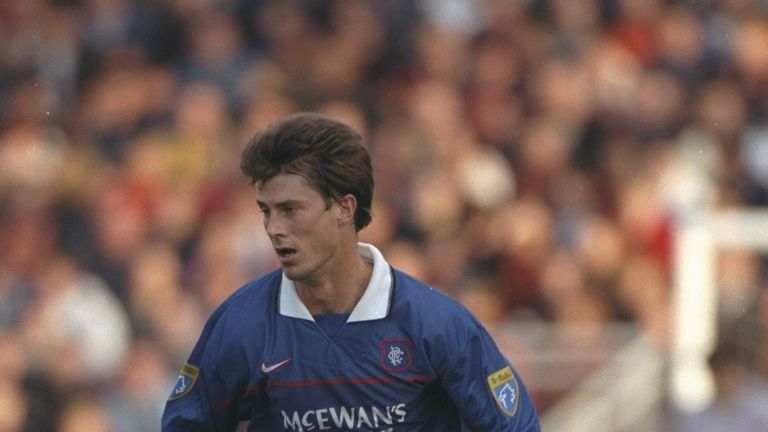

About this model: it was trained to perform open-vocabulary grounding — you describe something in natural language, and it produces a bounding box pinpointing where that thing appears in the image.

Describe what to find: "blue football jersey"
[162,243,540,431]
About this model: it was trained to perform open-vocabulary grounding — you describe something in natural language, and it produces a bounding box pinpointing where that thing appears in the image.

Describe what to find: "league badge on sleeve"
[487,366,519,417]
[168,362,199,400]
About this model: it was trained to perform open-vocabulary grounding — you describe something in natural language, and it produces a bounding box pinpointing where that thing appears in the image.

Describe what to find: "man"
[161,112,541,431]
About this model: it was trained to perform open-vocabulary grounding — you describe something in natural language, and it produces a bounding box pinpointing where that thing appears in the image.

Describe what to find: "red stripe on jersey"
[267,375,432,389]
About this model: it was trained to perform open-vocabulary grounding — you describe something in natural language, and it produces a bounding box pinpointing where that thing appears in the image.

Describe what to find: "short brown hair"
[240,112,374,231]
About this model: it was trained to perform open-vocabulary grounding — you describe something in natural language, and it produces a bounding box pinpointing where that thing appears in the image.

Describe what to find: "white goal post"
[672,209,768,411]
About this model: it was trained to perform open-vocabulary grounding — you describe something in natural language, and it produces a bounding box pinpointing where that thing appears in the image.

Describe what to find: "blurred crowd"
[1,0,768,430]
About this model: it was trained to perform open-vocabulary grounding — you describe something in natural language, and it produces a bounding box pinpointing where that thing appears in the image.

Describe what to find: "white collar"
[278,242,392,322]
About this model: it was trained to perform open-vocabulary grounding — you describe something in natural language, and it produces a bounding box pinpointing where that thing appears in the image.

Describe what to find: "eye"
[283,207,297,216]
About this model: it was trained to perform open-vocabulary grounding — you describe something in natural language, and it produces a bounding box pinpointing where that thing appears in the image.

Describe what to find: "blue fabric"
[162,269,541,431]
[314,313,350,339]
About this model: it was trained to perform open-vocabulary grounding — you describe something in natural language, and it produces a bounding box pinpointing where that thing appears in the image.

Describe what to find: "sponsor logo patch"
[168,363,199,400]
[380,339,412,372]
[487,366,519,416]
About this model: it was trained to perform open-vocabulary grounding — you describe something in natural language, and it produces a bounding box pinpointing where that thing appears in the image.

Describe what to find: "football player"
[162,112,541,431]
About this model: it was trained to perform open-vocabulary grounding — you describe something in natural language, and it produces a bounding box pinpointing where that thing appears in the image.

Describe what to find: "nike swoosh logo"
[261,357,292,374]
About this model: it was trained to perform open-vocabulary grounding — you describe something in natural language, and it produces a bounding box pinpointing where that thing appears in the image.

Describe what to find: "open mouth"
[276,247,297,259]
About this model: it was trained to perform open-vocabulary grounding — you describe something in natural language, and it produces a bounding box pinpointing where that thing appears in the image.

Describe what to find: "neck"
[295,242,373,315]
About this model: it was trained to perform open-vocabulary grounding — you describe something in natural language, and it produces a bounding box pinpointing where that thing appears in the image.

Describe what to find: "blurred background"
[1,0,767,430]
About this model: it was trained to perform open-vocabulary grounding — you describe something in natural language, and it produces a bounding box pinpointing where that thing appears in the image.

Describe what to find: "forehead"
[255,173,322,203]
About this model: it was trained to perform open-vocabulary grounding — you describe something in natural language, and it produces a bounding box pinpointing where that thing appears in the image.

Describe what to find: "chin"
[281,266,307,282]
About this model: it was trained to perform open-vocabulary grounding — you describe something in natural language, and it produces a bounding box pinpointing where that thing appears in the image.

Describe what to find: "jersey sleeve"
[440,322,541,431]
[161,300,250,432]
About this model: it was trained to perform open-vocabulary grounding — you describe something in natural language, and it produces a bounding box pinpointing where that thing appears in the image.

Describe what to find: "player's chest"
[255,319,434,402]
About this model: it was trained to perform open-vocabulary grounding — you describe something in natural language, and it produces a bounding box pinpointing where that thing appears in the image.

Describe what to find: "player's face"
[256,173,345,282]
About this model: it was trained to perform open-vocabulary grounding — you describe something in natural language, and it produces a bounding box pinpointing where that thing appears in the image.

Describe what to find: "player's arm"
[161,302,249,431]
[440,323,541,431]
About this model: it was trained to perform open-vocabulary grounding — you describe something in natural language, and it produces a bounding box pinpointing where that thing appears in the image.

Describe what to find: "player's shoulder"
[234,268,282,300]
[391,269,475,323]
[390,269,488,362]
[210,268,282,324]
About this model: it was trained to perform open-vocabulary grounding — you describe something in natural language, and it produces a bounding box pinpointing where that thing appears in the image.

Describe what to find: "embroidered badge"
[380,339,412,372]
[168,363,199,400]
[487,366,519,416]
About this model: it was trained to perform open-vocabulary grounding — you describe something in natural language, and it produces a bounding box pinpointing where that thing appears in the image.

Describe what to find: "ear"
[335,194,358,227]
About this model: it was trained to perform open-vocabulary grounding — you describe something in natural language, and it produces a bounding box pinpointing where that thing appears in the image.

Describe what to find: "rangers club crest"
[168,363,199,400]
[487,366,519,416]
[380,339,412,372]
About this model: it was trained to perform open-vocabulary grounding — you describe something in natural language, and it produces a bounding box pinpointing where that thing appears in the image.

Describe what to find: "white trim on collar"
[278,243,393,322]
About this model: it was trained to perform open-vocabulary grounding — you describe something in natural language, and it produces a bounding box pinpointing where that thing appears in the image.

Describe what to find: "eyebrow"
[256,199,304,208]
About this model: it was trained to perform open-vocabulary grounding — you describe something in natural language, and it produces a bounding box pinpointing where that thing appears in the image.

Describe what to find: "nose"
[264,213,286,238]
